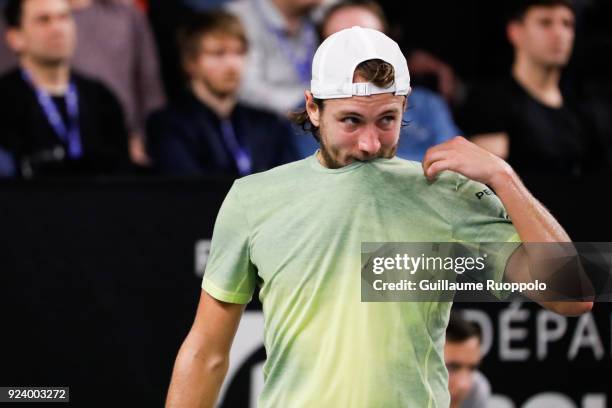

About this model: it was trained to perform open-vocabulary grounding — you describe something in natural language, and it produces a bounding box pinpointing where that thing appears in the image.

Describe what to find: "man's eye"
[380,116,396,126]
[341,117,360,125]
[446,364,460,373]
[538,18,553,27]
[203,50,226,57]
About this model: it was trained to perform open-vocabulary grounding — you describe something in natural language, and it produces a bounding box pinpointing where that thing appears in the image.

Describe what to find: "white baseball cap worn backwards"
[310,26,412,100]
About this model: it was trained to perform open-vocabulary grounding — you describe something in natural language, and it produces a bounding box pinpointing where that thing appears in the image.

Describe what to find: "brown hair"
[289,59,396,141]
[508,0,574,23]
[177,10,248,62]
[446,311,482,344]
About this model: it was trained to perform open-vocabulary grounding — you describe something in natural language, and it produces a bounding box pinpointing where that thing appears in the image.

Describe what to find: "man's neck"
[68,0,93,11]
[21,57,71,95]
[190,80,237,119]
[270,0,303,35]
[512,54,563,108]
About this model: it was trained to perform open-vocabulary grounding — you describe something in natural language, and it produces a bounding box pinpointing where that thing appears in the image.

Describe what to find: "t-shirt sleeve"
[450,173,521,298]
[202,181,258,304]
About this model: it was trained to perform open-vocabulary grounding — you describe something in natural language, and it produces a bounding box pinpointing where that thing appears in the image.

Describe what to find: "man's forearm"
[490,168,570,242]
[422,137,592,314]
[166,340,229,408]
[490,169,593,315]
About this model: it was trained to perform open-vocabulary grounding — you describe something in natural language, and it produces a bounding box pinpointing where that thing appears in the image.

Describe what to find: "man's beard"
[201,74,240,99]
[32,54,69,68]
[319,137,345,169]
[318,131,398,169]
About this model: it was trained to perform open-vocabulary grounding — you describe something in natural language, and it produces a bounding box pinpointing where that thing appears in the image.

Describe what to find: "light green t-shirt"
[202,153,519,408]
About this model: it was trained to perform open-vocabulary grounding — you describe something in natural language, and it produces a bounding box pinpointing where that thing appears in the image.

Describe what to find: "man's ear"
[506,21,522,49]
[182,55,196,80]
[305,90,321,127]
[5,29,24,54]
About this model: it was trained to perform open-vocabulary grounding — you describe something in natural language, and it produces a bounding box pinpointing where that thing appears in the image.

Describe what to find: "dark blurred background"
[1,0,611,407]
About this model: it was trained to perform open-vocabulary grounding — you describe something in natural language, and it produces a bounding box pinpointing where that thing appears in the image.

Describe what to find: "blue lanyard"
[220,120,252,176]
[21,69,83,159]
[255,0,316,86]
[272,25,315,85]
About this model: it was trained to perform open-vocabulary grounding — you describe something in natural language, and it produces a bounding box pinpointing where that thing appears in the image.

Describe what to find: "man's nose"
[552,21,571,40]
[226,55,245,73]
[358,128,381,157]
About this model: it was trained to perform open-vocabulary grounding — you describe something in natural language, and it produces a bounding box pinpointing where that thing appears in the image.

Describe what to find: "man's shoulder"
[146,105,175,130]
[0,69,33,112]
[71,71,120,102]
[236,158,310,189]
[71,70,105,88]
[467,76,523,105]
[462,75,521,135]
[148,94,200,122]
[383,159,493,203]
[0,68,25,91]
[409,86,445,105]
[373,157,458,187]
[236,103,281,121]
[235,104,291,133]
[146,98,211,142]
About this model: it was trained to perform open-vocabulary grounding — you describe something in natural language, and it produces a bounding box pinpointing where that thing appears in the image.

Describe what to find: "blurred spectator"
[68,0,165,167]
[462,0,609,179]
[227,0,323,116]
[0,0,165,165]
[445,311,491,408]
[146,10,297,177]
[407,48,459,103]
[309,0,460,162]
[0,0,130,178]
[319,1,461,103]
[146,1,229,100]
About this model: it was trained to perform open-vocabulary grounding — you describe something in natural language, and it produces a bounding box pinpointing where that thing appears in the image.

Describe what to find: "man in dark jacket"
[0,0,130,178]
[146,10,297,177]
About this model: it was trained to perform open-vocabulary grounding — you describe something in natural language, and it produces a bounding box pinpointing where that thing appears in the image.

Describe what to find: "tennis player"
[166,27,593,407]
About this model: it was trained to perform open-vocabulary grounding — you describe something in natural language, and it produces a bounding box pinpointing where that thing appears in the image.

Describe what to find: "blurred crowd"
[0,0,611,182]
